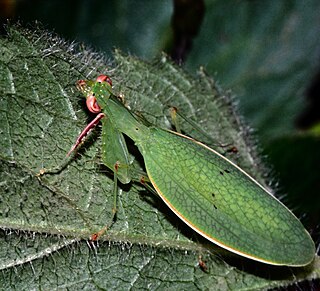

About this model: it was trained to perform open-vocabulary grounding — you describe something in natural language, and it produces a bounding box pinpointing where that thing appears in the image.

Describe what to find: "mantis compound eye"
[97,74,112,86]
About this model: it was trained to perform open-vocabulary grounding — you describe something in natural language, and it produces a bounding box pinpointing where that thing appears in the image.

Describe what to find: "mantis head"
[77,75,113,114]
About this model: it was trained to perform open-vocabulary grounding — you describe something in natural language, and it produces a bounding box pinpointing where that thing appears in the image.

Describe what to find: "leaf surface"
[0,25,319,290]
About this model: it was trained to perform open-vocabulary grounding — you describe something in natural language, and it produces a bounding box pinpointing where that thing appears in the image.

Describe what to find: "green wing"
[141,128,315,266]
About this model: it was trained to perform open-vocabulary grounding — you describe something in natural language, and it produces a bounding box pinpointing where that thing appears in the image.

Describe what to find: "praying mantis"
[65,74,314,266]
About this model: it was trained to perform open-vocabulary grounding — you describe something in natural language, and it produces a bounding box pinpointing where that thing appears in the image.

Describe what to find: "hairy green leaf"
[0,24,318,290]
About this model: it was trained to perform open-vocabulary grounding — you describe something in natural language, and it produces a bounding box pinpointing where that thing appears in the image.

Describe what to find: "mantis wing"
[141,128,315,266]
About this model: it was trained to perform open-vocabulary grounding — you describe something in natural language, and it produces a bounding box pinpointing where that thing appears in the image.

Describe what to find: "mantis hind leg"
[168,106,238,156]
[90,161,120,240]
[89,162,157,240]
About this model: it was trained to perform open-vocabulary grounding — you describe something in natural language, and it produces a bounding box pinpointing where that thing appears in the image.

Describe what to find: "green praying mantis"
[65,74,314,267]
